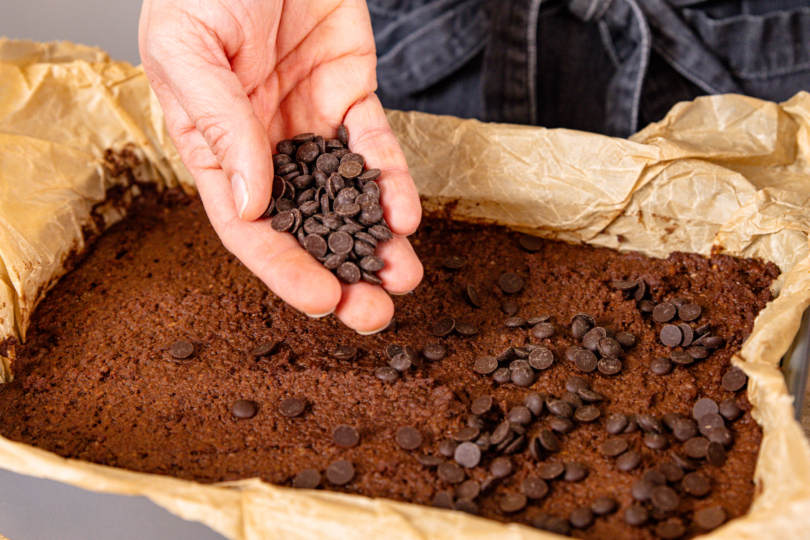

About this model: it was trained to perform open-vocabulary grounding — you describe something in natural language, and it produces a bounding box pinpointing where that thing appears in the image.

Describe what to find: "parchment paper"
[1,39,810,540]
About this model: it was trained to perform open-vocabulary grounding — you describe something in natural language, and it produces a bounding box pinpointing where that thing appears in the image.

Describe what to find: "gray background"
[1,0,143,65]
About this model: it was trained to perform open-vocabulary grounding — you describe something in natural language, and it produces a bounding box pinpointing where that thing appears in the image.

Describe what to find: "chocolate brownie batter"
[0,194,777,539]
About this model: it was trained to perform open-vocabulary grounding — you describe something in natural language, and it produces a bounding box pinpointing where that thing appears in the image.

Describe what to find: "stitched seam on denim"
[599,20,623,69]
[527,0,544,125]
[737,62,810,79]
[374,0,473,45]
[652,42,726,94]
[377,1,484,66]
[625,0,651,134]
[683,6,810,27]
[377,10,488,91]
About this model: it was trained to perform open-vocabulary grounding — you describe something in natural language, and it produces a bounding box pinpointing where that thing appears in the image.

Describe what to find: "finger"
[374,236,423,295]
[334,281,395,334]
[142,9,272,221]
[157,90,343,316]
[344,93,422,236]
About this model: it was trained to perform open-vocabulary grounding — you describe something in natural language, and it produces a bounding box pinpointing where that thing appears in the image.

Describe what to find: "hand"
[139,0,423,333]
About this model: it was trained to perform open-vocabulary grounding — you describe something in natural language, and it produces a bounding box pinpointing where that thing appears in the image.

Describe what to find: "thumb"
[144,27,272,221]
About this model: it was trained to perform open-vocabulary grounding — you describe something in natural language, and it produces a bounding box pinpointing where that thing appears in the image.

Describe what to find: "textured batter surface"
[0,194,777,539]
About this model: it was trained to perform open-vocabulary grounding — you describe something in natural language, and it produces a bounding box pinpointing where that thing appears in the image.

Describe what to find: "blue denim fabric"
[369,0,810,137]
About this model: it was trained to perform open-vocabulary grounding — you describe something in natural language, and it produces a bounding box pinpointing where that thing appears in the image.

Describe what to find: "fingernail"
[231,173,249,219]
[356,319,393,335]
[305,307,335,319]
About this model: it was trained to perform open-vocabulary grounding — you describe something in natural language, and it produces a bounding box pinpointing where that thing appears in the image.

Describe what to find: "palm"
[140,0,423,333]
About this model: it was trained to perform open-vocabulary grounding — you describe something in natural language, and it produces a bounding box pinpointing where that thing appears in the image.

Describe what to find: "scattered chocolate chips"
[471,396,493,415]
[169,340,194,359]
[325,460,355,485]
[395,427,423,450]
[333,425,360,448]
[464,285,482,308]
[574,349,598,372]
[501,299,519,315]
[651,485,680,512]
[232,399,258,419]
[574,405,601,422]
[490,456,514,478]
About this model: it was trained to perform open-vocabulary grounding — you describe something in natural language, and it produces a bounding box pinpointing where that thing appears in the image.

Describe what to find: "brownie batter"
[0,194,777,539]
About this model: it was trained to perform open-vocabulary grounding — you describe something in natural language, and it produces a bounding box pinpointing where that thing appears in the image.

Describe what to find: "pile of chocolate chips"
[264,125,392,285]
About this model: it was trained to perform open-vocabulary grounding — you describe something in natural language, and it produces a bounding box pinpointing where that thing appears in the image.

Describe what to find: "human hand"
[139,0,423,333]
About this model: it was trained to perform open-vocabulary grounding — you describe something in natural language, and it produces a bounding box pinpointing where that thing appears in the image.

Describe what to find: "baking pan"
[1,308,808,540]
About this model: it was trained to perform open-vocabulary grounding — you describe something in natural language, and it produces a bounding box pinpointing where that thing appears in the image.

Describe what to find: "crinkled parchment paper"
[1,39,810,540]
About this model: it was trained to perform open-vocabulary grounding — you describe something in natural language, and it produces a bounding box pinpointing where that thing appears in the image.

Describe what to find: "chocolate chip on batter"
[464,284,482,308]
[569,507,594,529]
[375,366,399,382]
[531,322,556,339]
[538,462,565,480]
[655,520,687,540]
[455,321,479,336]
[719,399,743,421]
[574,349,598,372]
[396,427,423,451]
[499,273,524,294]
[678,324,694,347]
[470,396,493,416]
[612,280,638,291]
[232,399,258,419]
[511,366,536,387]
[437,462,466,484]
[694,506,726,530]
[442,256,467,270]
[652,302,677,322]
[624,504,649,526]
[606,414,629,435]
[682,472,711,496]
[574,405,600,422]
[519,234,544,252]
[616,451,642,472]
[538,429,561,452]
[660,324,683,347]
[678,303,702,322]
[564,462,589,482]
[333,425,360,448]
[389,352,412,372]
[170,340,194,359]
[684,437,710,459]
[707,442,727,466]
[722,367,747,392]
[333,345,358,360]
[591,497,618,516]
[421,343,446,361]
[492,367,512,383]
[651,485,680,512]
[651,356,674,375]
[598,357,623,375]
[432,317,456,337]
[670,350,694,365]
[473,356,498,375]
[455,479,481,501]
[528,347,555,370]
[454,442,482,468]
[325,459,355,485]
[292,468,322,489]
[693,398,719,420]
[499,493,527,513]
[279,397,305,417]
[249,342,277,358]
[501,299,519,315]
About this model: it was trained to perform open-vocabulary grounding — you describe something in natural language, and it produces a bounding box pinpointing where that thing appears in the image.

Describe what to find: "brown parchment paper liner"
[1,39,810,539]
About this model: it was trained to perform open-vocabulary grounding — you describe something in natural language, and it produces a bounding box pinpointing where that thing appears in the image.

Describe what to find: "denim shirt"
[369,0,810,137]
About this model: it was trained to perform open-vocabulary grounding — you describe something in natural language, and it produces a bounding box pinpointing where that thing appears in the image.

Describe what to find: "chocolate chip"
[250,342,277,358]
[578,388,604,403]
[632,479,654,501]
[522,477,549,499]
[562,391,582,409]
[682,472,711,496]
[333,425,360,448]
[612,280,638,291]
[431,491,453,509]
[501,299,519,315]
[678,324,694,347]
[538,429,561,452]
[670,350,694,365]
[438,439,458,457]
[490,456,514,478]
[333,345,358,360]
[292,468,321,489]
[505,317,527,328]
[606,414,629,435]
[672,419,698,441]
[719,399,743,421]
[511,366,536,387]
[687,346,711,359]
[700,335,726,349]
[279,397,305,418]
[464,285,482,308]
[232,399,258,419]
[270,211,295,232]
[455,479,481,501]
[644,433,669,450]
[722,367,747,392]
[528,347,554,370]
[442,256,466,270]
[582,328,605,351]
[170,340,194,359]
[694,506,726,530]
[653,302,677,322]
[569,507,594,529]
[564,462,588,482]
[524,393,545,416]
[507,406,533,425]
[499,493,527,513]
[519,234,544,252]
[638,414,664,433]
[698,413,725,436]
[707,442,727,466]
[638,299,655,312]
[678,303,702,322]
[437,462,466,484]
[531,323,556,339]
[643,469,667,486]
[591,497,618,516]
[571,318,592,340]
[416,455,443,467]
[574,349,598,372]
[498,272,524,294]
[660,324,683,347]
[336,261,360,283]
[538,462,565,480]
[389,353,412,372]
[598,337,622,358]
[395,427,423,450]
[470,396,493,416]
[671,453,698,471]
[602,438,629,457]
[473,356,498,375]
[375,366,399,382]
[616,451,642,472]
[684,437,710,459]
[451,426,480,442]
[549,417,575,434]
[455,321,478,336]
[651,486,680,512]
[597,357,622,375]
[454,442,481,468]
[421,343,446,362]
[432,317,456,337]
[492,367,511,383]
[693,397,719,420]
[547,399,574,419]
[656,521,687,539]
[624,504,649,526]
[574,405,600,422]
[325,460,355,485]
